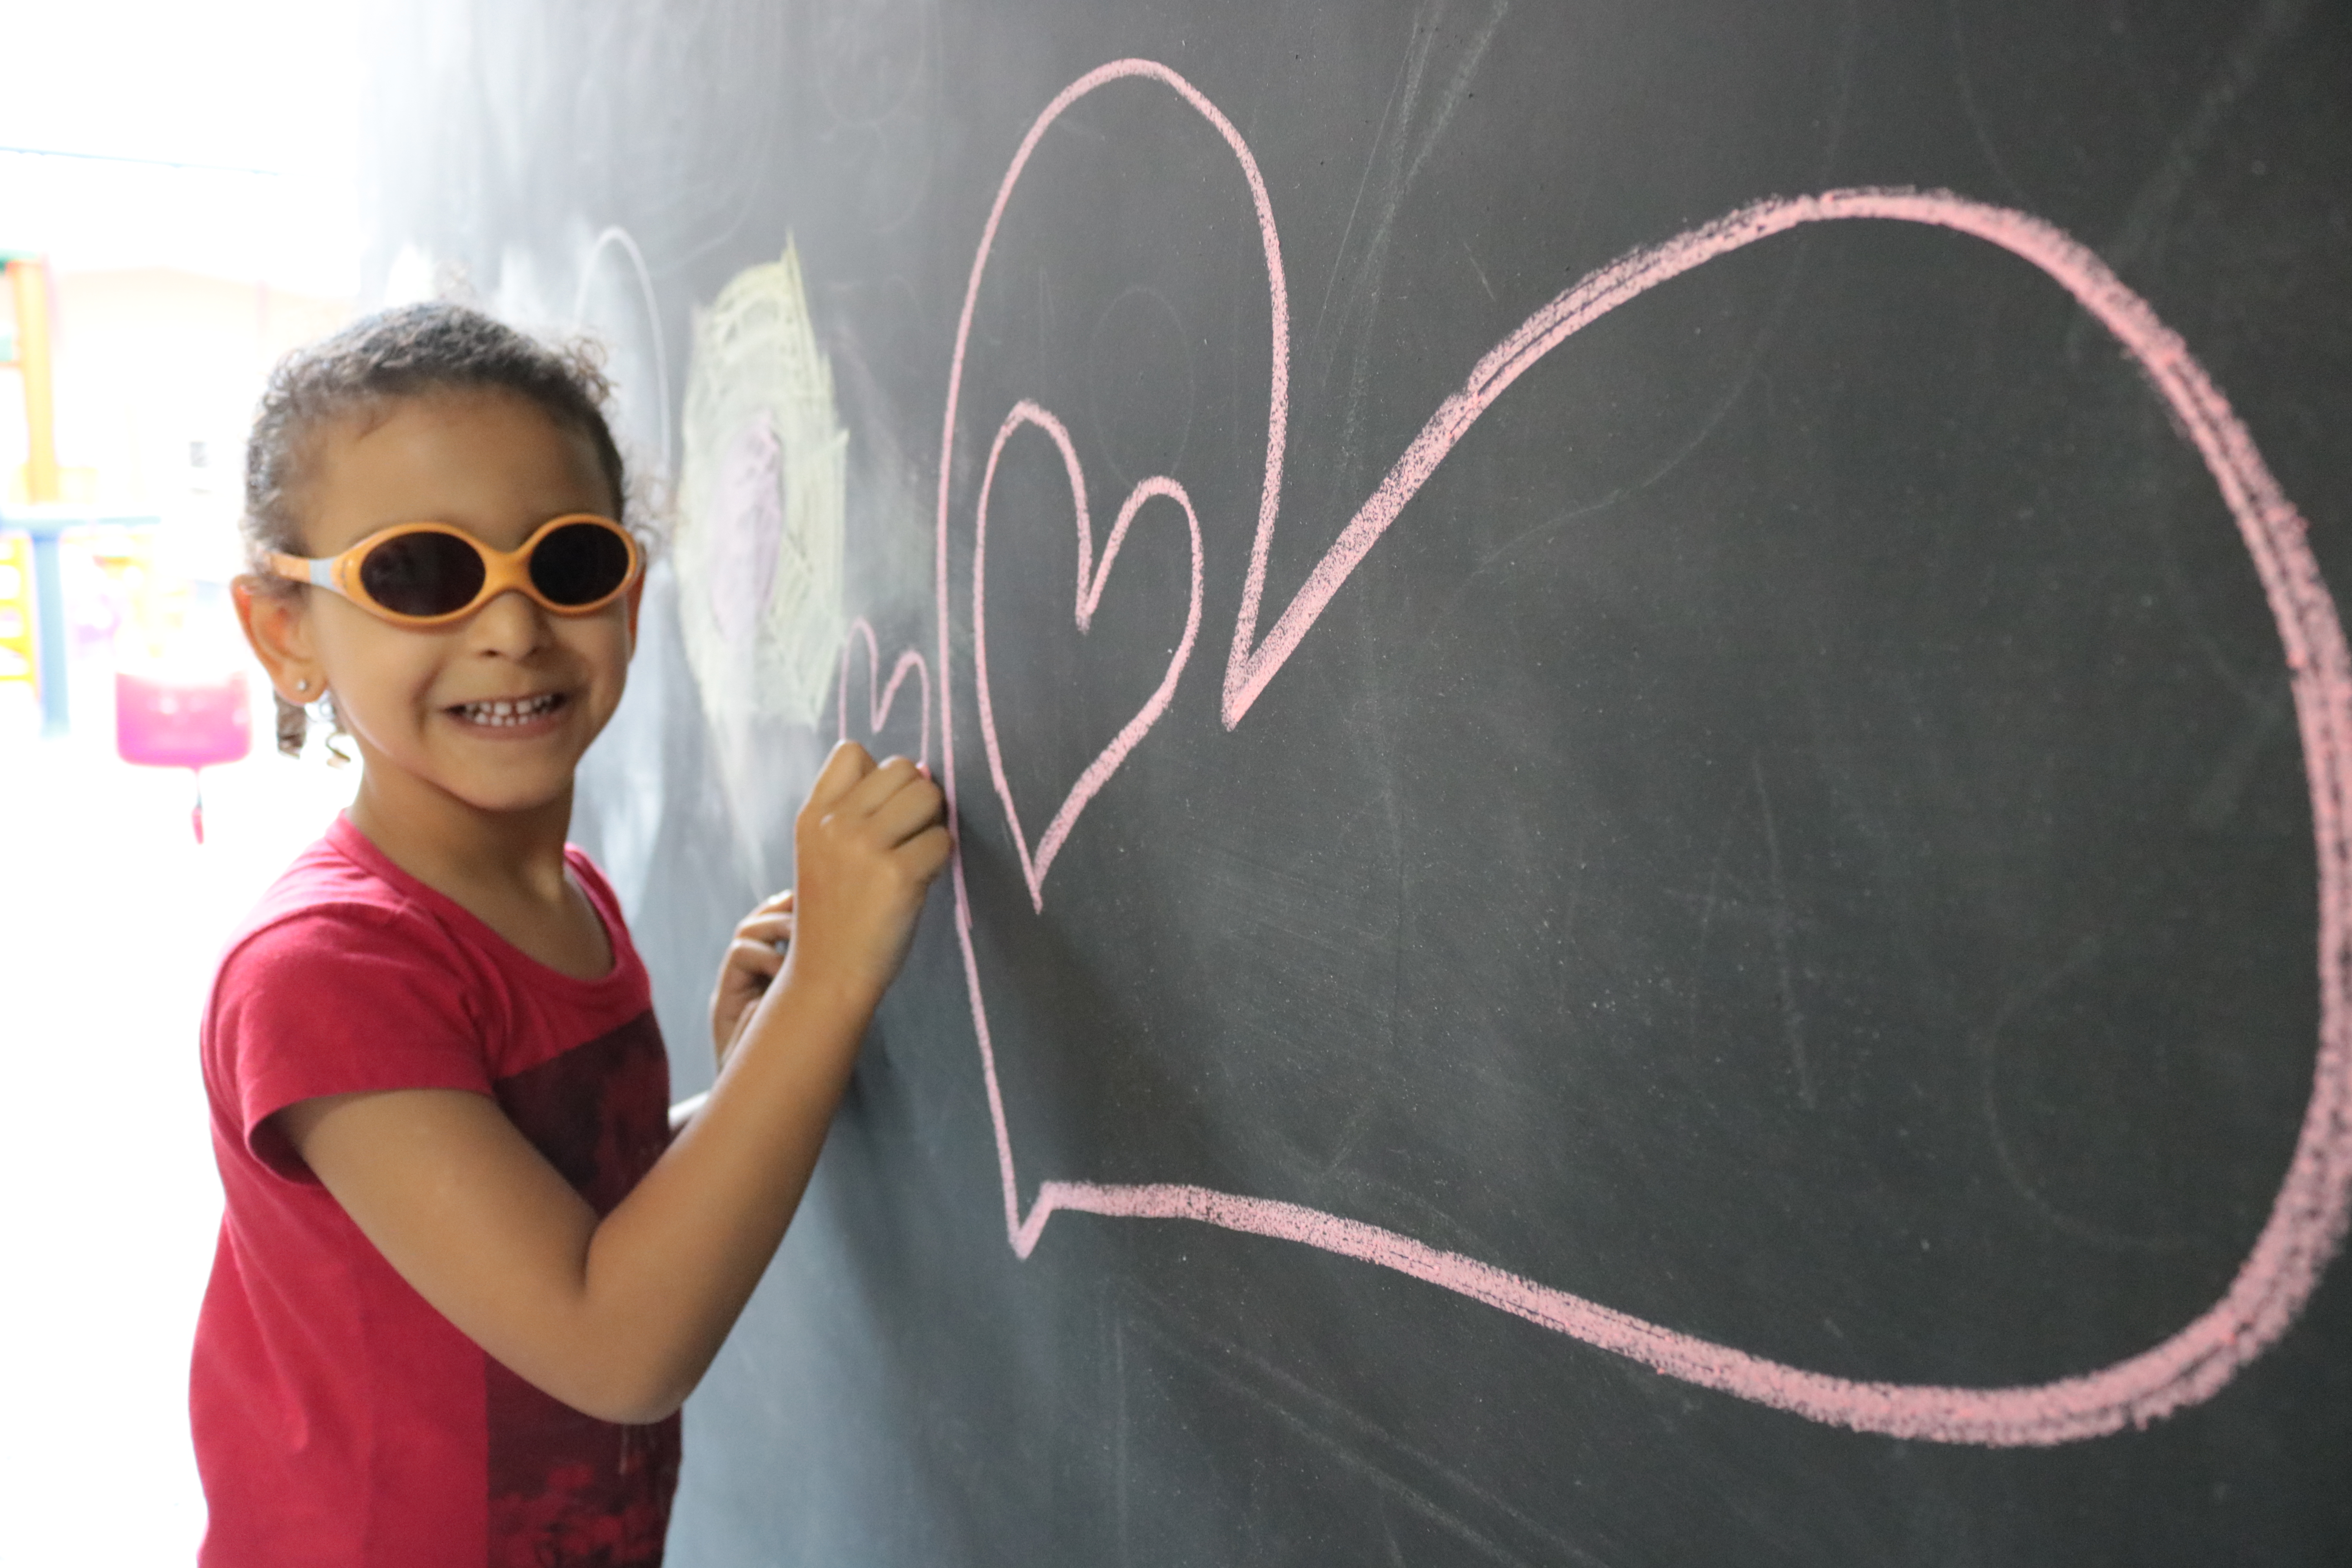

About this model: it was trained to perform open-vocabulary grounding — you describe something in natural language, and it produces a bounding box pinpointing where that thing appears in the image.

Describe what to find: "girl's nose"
[465,586,554,655]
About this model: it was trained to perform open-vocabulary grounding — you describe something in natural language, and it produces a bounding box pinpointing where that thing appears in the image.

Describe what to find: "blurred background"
[1,2,368,1558]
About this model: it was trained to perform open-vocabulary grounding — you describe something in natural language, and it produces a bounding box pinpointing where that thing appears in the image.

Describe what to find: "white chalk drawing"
[566,223,677,918]
[572,225,675,482]
[675,241,849,854]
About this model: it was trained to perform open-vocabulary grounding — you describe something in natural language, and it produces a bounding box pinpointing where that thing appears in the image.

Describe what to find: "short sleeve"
[207,904,499,1181]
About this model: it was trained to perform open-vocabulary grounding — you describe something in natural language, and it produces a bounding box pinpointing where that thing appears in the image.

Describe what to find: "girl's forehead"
[303,388,611,549]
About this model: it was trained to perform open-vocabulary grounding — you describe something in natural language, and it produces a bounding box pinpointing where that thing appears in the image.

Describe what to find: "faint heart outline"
[931,58,2352,1447]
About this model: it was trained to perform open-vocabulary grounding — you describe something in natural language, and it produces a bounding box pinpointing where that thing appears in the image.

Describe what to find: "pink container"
[115,669,252,769]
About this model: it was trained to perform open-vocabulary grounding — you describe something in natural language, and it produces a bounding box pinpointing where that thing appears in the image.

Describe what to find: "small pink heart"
[836,616,931,770]
[972,399,1203,911]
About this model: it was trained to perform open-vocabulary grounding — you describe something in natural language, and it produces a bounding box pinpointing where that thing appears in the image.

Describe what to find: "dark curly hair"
[241,301,637,757]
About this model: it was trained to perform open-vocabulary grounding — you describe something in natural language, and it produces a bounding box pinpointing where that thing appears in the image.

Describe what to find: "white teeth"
[455,694,561,727]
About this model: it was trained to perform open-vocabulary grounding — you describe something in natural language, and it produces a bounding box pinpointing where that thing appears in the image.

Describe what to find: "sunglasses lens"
[530,521,634,607]
[358,531,486,618]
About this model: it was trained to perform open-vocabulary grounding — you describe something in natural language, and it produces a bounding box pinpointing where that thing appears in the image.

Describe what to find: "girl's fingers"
[835,754,928,820]
[896,824,953,880]
[754,887,794,914]
[735,913,794,946]
[866,773,946,847]
[724,937,786,979]
[803,740,877,813]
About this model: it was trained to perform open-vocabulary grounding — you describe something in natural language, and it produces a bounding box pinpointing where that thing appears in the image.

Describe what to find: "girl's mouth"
[450,693,566,728]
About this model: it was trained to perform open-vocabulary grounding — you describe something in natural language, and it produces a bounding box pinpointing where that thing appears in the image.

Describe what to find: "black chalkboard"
[361,2,2352,1561]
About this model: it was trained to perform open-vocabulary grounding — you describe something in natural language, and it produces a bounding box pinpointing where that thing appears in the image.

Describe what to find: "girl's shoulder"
[214,815,489,1006]
[202,819,510,1166]
[236,815,455,937]
[212,824,645,1032]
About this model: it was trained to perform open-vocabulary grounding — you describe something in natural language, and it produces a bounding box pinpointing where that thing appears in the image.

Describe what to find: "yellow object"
[0,533,36,690]
[5,259,61,504]
[5,465,97,508]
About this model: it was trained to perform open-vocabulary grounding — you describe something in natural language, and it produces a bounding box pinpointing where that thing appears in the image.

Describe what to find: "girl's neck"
[345,759,613,982]
[347,761,578,911]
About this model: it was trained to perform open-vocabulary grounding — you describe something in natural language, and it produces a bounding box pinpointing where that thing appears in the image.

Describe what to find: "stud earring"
[294,678,311,695]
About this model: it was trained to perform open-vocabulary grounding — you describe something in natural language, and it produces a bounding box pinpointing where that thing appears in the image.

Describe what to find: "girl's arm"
[276,742,948,1425]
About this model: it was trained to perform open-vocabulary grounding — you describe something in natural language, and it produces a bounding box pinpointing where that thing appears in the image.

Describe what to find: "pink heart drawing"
[929,58,2352,1447]
[970,399,1204,912]
[835,615,932,772]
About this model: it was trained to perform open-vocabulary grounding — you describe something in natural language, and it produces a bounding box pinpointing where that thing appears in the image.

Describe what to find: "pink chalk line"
[970,400,1205,911]
[932,58,2352,1445]
[835,616,930,771]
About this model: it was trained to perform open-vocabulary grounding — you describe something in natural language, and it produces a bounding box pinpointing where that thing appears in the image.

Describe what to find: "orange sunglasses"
[269,514,642,627]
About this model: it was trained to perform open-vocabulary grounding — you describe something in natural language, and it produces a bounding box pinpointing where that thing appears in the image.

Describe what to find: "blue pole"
[28,527,67,736]
[0,510,167,738]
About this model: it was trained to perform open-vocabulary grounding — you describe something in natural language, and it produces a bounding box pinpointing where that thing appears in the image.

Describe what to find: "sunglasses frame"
[268,514,643,627]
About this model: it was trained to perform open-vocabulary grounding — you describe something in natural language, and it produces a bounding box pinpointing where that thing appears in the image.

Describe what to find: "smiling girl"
[195,303,947,1566]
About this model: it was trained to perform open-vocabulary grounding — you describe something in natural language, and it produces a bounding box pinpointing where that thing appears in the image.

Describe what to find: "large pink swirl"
[931,58,2352,1446]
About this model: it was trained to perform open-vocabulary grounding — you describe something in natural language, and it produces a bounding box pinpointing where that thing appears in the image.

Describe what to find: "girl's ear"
[233,576,325,704]
[624,573,645,653]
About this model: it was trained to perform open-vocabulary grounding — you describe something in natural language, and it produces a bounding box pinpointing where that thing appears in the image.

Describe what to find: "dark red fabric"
[192,815,680,1567]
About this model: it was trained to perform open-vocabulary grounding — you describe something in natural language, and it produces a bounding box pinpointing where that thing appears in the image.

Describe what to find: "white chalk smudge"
[676,241,848,858]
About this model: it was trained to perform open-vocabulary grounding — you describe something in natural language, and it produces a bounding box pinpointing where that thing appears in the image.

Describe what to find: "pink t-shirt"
[192,815,680,1566]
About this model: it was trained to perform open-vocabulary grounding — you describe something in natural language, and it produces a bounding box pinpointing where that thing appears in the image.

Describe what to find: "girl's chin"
[383,745,585,815]
[439,773,580,818]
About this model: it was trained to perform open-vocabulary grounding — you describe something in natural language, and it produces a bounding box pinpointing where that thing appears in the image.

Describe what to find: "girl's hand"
[778,742,949,1009]
[710,889,794,1068]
